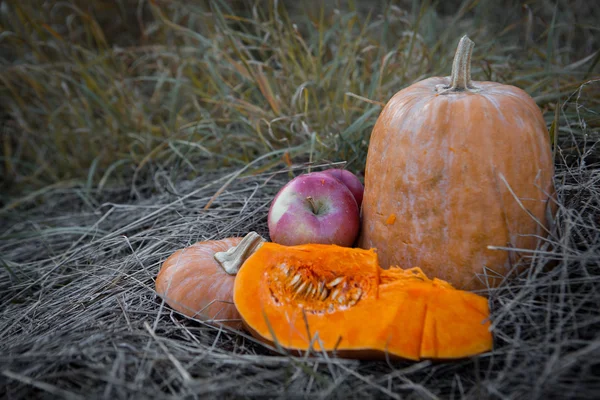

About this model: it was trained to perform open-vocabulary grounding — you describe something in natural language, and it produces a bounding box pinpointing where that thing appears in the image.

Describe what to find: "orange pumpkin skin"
[358,41,554,291]
[156,237,243,328]
[234,242,492,360]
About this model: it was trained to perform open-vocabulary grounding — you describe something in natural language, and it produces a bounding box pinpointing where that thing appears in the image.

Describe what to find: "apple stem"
[306,196,319,214]
[214,231,266,275]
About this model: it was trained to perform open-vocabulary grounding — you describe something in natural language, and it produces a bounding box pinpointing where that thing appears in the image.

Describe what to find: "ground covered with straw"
[1,1,600,399]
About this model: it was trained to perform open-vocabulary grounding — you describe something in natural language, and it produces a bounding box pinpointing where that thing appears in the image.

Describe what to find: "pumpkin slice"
[234,242,492,360]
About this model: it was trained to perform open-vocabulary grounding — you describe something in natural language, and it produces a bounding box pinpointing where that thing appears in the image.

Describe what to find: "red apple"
[268,172,360,247]
[321,168,364,208]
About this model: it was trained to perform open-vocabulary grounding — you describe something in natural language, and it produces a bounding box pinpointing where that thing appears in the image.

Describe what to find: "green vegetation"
[1,0,598,204]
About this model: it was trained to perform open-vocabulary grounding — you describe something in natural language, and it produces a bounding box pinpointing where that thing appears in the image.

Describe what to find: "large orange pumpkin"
[358,36,555,290]
[234,242,492,360]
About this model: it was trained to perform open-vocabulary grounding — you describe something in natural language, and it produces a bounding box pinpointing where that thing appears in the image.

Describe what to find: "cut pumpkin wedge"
[233,242,492,360]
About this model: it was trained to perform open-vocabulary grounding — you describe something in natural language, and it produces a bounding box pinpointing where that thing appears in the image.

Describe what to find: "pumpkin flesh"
[234,242,492,360]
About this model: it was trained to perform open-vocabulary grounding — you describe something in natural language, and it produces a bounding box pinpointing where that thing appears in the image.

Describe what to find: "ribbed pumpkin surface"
[156,237,243,328]
[358,76,555,290]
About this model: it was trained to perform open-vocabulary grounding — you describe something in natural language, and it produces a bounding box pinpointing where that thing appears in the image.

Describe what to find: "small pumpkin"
[358,36,555,290]
[233,242,492,360]
[155,233,264,328]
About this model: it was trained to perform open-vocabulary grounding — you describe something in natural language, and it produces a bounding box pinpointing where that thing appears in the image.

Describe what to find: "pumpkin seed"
[279,263,290,275]
[289,274,301,286]
[295,281,307,295]
[320,288,329,301]
[304,282,314,296]
[330,288,340,301]
[317,281,325,295]
[327,276,344,288]
[308,284,317,298]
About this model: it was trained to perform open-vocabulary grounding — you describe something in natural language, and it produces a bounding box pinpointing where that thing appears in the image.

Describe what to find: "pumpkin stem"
[214,231,265,275]
[436,35,479,94]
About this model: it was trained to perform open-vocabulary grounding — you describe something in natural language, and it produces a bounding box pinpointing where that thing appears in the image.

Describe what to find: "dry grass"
[1,138,599,398]
[1,0,600,399]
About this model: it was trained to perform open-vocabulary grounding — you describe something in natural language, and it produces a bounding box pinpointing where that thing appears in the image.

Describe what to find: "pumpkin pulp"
[233,242,492,360]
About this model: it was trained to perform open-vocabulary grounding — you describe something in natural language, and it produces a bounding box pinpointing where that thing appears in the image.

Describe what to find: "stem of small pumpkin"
[214,231,265,275]
[436,35,479,94]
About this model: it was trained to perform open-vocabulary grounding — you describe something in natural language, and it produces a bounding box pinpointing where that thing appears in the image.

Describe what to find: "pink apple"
[321,168,364,208]
[268,172,360,247]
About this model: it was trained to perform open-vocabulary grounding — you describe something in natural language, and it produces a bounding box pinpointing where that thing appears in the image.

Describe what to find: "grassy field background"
[1,0,600,398]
